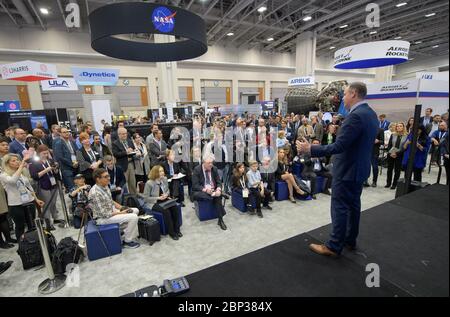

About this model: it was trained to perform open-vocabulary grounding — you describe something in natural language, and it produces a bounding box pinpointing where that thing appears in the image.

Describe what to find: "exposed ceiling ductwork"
[11,0,34,24]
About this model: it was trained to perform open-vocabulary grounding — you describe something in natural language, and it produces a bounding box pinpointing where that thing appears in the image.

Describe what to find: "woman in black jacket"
[76,132,102,186]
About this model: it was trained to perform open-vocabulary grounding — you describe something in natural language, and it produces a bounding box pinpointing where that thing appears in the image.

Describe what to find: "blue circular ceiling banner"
[89,2,207,62]
[334,40,411,69]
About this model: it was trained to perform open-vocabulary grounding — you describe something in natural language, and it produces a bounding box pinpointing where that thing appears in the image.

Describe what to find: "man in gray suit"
[311,116,324,144]
[149,130,168,167]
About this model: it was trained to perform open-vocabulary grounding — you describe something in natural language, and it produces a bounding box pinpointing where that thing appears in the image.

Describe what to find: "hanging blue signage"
[71,67,120,86]
[152,6,177,33]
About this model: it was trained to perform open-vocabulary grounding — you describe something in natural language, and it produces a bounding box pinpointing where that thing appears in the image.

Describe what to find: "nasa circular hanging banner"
[334,40,410,70]
[89,2,207,62]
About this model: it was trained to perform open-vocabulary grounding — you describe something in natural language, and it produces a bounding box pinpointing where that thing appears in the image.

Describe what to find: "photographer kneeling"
[29,145,63,231]
[88,168,140,249]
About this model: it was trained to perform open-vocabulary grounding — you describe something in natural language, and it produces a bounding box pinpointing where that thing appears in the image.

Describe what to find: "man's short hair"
[103,155,114,162]
[379,114,387,119]
[348,82,368,99]
[93,168,108,182]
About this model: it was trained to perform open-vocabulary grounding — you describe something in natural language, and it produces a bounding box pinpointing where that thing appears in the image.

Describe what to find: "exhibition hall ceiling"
[0,0,448,58]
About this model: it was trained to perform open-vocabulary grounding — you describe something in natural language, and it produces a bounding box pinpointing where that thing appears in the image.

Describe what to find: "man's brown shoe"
[309,244,338,257]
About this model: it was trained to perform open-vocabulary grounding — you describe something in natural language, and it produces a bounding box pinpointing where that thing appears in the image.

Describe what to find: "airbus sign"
[288,76,315,87]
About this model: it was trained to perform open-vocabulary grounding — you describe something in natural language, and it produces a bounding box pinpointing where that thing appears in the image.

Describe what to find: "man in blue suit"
[378,114,391,131]
[297,82,378,257]
[8,128,28,158]
[52,127,79,190]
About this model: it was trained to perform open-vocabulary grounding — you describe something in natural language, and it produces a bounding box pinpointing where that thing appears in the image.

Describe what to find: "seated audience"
[260,156,276,201]
[276,149,305,203]
[103,155,127,203]
[300,139,332,198]
[142,165,182,241]
[163,150,185,206]
[231,163,256,214]
[247,161,272,215]
[88,168,140,249]
[192,156,228,230]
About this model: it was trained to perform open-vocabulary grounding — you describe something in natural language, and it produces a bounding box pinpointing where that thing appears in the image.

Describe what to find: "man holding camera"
[89,168,140,249]
[29,144,63,230]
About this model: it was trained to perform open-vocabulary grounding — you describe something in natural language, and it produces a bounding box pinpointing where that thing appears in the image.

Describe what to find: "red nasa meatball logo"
[8,102,17,111]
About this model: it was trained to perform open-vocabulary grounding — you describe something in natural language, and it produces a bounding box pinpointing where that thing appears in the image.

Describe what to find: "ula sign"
[288,76,315,87]
[41,78,79,91]
[334,40,410,69]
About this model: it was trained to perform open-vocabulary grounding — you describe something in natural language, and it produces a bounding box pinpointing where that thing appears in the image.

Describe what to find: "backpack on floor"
[17,229,57,270]
[125,194,152,215]
[51,237,84,275]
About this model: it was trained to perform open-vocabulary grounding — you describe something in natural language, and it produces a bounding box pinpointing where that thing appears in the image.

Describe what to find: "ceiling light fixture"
[396,2,408,7]
[370,31,377,35]
[339,24,348,29]
[303,16,312,22]
[40,8,49,15]
[227,32,234,37]
[425,13,436,17]
[257,6,267,13]
[267,38,274,42]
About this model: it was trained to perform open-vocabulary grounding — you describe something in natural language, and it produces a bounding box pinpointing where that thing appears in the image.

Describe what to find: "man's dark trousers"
[326,179,364,254]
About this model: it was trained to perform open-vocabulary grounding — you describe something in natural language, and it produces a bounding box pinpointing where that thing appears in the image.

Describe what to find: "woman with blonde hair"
[385,122,408,190]
[275,149,304,203]
[142,165,182,240]
[0,153,45,240]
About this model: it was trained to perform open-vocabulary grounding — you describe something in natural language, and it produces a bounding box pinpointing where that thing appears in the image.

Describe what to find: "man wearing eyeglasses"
[88,168,140,249]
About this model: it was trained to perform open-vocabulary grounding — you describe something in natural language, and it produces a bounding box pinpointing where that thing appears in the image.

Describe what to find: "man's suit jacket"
[379,120,391,131]
[373,128,385,157]
[312,123,324,143]
[301,155,328,175]
[311,103,378,183]
[192,165,222,193]
[148,139,168,167]
[112,138,136,172]
[420,116,433,127]
[297,125,315,140]
[53,138,78,171]
[162,161,182,179]
[9,140,27,158]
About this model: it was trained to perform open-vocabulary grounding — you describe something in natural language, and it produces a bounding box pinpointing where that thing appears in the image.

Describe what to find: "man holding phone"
[88,168,140,249]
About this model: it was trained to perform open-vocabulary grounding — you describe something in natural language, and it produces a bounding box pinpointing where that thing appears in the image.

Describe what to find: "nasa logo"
[152,6,176,33]
[8,102,17,110]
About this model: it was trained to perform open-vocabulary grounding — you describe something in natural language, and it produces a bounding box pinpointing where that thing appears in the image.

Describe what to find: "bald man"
[9,128,28,158]
[112,127,137,194]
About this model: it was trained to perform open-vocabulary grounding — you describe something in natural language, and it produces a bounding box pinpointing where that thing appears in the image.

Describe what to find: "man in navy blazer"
[378,114,391,131]
[8,128,28,158]
[297,82,378,257]
[52,127,79,190]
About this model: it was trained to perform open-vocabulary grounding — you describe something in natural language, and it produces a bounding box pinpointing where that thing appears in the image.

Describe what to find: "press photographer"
[29,145,63,231]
